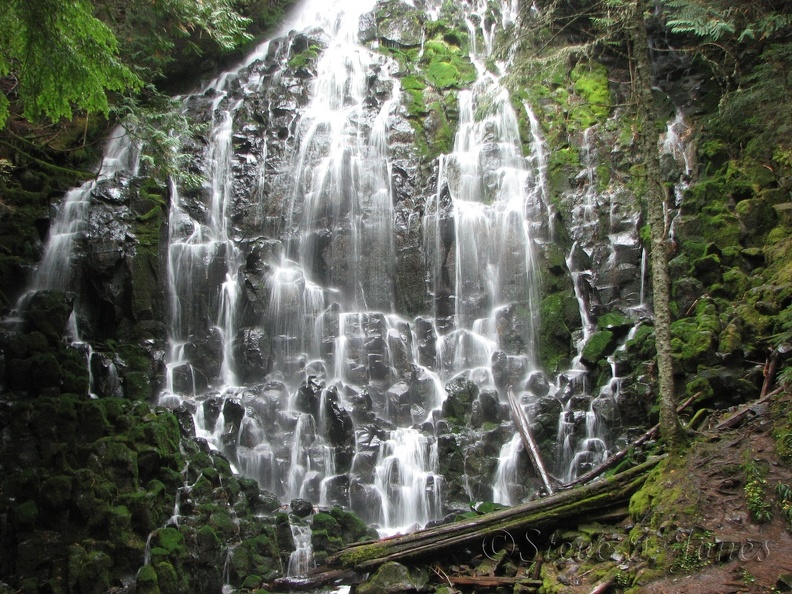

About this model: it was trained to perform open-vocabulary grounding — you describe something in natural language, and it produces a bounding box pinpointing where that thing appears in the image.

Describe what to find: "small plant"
[741,568,756,585]
[670,529,712,574]
[777,483,792,524]
[743,456,772,523]
[613,570,631,587]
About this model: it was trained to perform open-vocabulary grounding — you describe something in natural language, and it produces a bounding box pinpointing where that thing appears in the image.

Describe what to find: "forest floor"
[638,393,792,593]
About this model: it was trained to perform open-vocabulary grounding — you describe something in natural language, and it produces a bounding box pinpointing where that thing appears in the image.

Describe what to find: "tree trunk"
[507,386,556,494]
[628,0,684,452]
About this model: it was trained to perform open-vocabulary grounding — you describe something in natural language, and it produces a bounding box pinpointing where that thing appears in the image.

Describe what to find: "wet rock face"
[0,5,674,584]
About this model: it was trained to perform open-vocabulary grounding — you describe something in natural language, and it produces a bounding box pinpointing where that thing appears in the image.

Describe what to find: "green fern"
[664,0,792,42]
[664,0,736,40]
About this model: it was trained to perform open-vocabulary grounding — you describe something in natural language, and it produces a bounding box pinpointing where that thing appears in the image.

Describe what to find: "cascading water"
[6,130,140,397]
[153,0,555,530]
[27,130,140,301]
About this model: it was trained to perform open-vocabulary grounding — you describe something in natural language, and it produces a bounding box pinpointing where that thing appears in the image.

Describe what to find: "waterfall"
[287,523,315,577]
[492,433,522,505]
[144,0,625,527]
[11,129,139,337]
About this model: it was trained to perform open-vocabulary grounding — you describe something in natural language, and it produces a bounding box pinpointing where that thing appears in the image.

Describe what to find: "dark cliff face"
[0,0,790,592]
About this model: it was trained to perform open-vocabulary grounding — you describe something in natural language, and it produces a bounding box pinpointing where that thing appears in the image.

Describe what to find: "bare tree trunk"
[628,0,685,452]
[507,386,556,494]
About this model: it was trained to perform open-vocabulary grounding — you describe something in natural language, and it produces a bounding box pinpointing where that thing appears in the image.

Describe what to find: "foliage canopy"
[0,0,274,129]
[0,0,141,127]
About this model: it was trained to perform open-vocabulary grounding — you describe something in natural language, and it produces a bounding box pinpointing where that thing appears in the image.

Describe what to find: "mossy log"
[329,456,664,571]
[270,458,662,591]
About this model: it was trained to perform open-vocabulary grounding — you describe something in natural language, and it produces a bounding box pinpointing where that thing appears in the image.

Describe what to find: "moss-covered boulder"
[580,330,618,368]
[357,561,429,594]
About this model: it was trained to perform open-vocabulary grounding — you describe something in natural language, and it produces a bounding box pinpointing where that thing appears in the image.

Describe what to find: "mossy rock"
[287,43,322,71]
[208,509,237,539]
[691,254,722,285]
[311,529,344,555]
[670,319,716,372]
[88,437,139,489]
[117,489,165,535]
[720,268,750,299]
[150,527,188,561]
[441,377,479,423]
[58,348,90,394]
[357,561,428,594]
[538,292,577,371]
[26,290,74,345]
[596,312,632,335]
[231,532,280,582]
[580,331,617,368]
[311,511,339,533]
[735,198,778,239]
[329,506,373,542]
[375,0,424,47]
[124,371,153,401]
[127,413,181,461]
[76,550,113,594]
[569,61,612,129]
[421,38,476,89]
[136,563,161,594]
[153,561,183,594]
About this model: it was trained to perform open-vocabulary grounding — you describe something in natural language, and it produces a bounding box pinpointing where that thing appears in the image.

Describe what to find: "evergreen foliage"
[0,0,283,129]
[94,0,254,81]
[664,0,792,42]
[0,0,141,127]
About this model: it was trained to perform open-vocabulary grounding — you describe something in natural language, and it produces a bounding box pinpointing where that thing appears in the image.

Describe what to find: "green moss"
[287,44,321,70]
[721,268,749,298]
[538,293,575,371]
[209,509,237,538]
[153,561,181,594]
[580,330,617,367]
[136,564,160,594]
[311,529,344,555]
[311,512,339,533]
[569,62,612,129]
[151,528,187,559]
[628,456,690,525]
[717,321,742,355]
[597,312,632,333]
[124,371,152,401]
[685,376,714,401]
[329,506,371,542]
[77,551,113,594]
[421,38,476,89]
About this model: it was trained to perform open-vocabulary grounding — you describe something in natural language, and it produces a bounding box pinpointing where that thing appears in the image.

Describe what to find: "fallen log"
[445,575,542,588]
[507,386,556,494]
[270,568,360,592]
[328,455,664,572]
[714,386,782,431]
